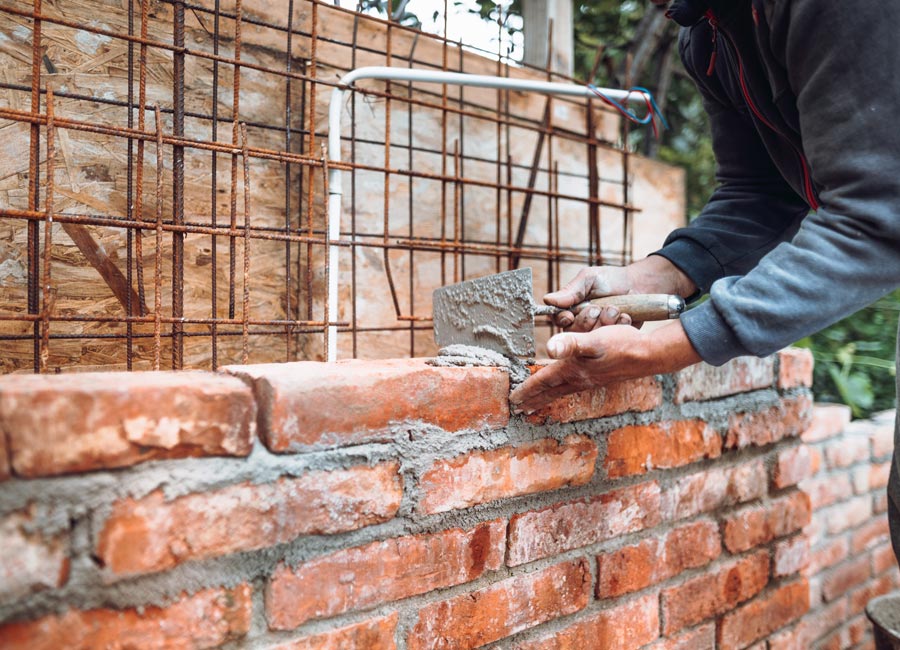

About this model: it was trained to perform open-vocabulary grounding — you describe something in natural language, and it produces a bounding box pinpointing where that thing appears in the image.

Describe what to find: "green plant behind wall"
[795,290,900,418]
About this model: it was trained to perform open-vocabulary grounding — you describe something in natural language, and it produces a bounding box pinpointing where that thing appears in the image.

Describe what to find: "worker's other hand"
[544,256,697,332]
[509,321,702,415]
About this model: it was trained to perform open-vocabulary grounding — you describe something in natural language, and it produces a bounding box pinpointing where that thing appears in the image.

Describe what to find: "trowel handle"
[572,294,685,321]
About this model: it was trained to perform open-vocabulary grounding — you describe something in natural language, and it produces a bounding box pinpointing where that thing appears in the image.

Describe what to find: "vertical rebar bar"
[153,105,164,370]
[304,0,318,324]
[229,0,244,325]
[126,0,135,369]
[27,0,43,372]
[283,0,294,361]
[171,0,186,369]
[210,0,221,368]
[382,22,401,317]
[39,87,55,373]
[240,122,251,363]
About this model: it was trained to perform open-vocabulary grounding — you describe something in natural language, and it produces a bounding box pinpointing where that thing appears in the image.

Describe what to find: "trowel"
[432,267,684,358]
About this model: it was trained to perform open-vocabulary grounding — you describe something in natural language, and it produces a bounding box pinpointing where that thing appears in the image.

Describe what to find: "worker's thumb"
[547,333,583,359]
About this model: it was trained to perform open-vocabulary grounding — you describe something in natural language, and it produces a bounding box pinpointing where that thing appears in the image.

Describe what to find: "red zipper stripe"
[713,14,821,210]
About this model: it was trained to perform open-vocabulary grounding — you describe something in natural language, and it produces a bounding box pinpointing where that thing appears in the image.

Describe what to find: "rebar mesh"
[0,0,641,372]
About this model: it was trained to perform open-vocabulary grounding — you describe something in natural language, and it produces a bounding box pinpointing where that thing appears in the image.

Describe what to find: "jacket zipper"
[707,10,821,210]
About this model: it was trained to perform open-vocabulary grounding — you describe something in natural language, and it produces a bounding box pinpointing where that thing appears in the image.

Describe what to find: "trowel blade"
[432,267,538,358]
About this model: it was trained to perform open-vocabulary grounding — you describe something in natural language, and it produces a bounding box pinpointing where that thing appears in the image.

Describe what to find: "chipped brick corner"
[0,346,896,649]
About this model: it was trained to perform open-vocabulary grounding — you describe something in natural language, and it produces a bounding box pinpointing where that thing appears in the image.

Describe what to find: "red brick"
[644,623,715,650]
[407,559,590,650]
[849,574,895,615]
[267,614,397,650]
[825,495,874,535]
[596,520,720,598]
[870,461,892,490]
[673,356,775,403]
[774,444,814,488]
[823,556,871,602]
[97,462,402,577]
[817,627,849,650]
[853,466,872,494]
[507,481,661,566]
[824,435,870,469]
[0,509,69,602]
[808,537,850,575]
[527,374,662,424]
[604,420,721,478]
[848,614,869,644]
[718,579,809,648]
[0,372,255,477]
[266,520,505,630]
[874,491,889,514]
[0,585,251,650]
[661,459,767,521]
[513,593,659,650]
[802,404,852,443]
[778,348,814,389]
[726,395,812,449]
[801,473,853,510]
[872,542,897,574]
[769,597,847,650]
[228,359,509,452]
[871,423,894,459]
[419,435,597,515]
[852,517,890,553]
[723,492,811,553]
[775,536,810,577]
[661,550,769,634]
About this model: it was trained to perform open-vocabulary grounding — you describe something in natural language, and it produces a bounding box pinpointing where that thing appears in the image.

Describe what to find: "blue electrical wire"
[586,84,669,133]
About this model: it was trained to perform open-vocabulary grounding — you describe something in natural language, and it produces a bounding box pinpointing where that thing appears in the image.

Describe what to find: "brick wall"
[0,349,896,649]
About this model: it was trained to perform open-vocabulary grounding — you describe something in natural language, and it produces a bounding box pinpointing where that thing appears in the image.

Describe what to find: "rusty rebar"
[0,0,640,372]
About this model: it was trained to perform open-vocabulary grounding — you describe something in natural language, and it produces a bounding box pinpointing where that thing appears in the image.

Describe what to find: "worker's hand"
[544,266,634,331]
[545,256,697,332]
[509,321,701,415]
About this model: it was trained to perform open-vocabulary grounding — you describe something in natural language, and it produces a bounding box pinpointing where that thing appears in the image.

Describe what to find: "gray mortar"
[427,343,530,385]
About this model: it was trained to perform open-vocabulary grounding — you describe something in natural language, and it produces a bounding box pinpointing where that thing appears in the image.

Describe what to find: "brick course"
[0,585,252,650]
[227,359,509,451]
[266,520,506,629]
[418,435,597,514]
[96,463,402,576]
[0,372,255,477]
[407,560,590,650]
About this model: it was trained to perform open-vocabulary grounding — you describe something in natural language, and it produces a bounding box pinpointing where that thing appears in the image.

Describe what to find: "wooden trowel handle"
[573,294,685,321]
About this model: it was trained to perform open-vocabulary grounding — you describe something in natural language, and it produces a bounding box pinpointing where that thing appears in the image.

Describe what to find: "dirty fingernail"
[605,306,619,319]
[547,339,561,357]
[588,307,601,320]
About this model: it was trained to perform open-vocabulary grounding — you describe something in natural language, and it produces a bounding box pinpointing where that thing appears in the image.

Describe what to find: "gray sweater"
[654,0,900,365]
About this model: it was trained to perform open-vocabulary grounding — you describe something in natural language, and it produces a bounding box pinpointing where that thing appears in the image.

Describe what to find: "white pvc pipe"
[325,66,652,361]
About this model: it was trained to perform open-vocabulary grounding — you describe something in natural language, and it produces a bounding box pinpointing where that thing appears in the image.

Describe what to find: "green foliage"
[794,291,899,418]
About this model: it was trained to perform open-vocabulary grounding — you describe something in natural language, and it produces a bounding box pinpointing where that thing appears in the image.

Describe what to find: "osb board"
[0,0,685,370]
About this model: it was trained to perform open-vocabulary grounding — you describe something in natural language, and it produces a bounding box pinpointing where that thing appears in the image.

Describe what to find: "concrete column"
[522,0,574,76]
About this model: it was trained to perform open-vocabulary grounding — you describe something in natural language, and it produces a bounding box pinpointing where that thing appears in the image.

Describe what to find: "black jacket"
[654,0,900,365]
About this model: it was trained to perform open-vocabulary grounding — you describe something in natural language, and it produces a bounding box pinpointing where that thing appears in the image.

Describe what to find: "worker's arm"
[679,0,900,365]
[548,22,810,334]
[651,23,812,296]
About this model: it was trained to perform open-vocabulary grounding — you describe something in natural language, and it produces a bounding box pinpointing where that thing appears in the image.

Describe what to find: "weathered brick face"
[1,347,897,648]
